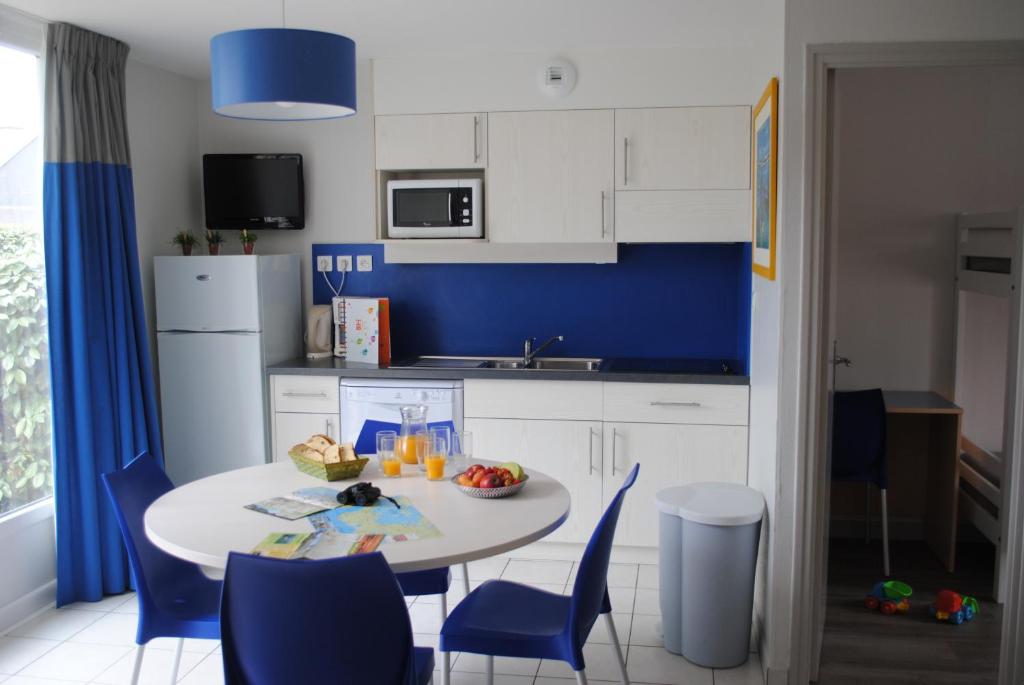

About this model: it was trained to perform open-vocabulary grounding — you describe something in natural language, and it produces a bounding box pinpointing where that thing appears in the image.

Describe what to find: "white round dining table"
[144,460,570,574]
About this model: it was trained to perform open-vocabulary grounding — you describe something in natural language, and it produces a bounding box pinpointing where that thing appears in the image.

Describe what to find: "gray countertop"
[267,357,749,385]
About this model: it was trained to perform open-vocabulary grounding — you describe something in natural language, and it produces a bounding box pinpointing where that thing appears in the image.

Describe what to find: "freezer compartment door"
[158,331,267,484]
[155,256,261,332]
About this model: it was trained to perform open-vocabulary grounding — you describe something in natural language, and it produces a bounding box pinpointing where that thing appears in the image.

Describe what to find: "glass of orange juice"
[422,427,450,481]
[376,431,401,478]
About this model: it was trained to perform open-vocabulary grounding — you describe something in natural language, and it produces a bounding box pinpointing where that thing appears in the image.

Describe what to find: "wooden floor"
[818,538,1002,685]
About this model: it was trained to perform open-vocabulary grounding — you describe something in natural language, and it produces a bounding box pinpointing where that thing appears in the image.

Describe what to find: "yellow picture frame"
[752,77,779,280]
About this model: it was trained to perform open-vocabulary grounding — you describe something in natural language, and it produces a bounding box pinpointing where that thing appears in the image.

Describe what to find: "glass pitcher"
[397,405,428,465]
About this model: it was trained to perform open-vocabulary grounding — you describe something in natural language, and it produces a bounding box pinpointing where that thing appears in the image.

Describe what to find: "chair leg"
[486,654,494,684]
[604,613,630,684]
[460,562,471,595]
[130,644,145,685]
[439,592,448,623]
[441,651,450,685]
[169,638,184,684]
[881,488,891,577]
[575,670,589,685]
[864,482,871,543]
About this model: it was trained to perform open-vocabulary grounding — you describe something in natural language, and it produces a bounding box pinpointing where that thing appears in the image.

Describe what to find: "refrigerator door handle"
[196,274,211,281]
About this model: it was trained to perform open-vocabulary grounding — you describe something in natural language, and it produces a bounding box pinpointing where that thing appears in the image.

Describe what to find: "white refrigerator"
[155,255,301,484]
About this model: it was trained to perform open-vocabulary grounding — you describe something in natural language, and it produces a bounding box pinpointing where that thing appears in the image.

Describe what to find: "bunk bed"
[953,208,1023,602]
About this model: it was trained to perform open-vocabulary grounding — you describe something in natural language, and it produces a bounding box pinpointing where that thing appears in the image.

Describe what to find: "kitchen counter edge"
[267,359,750,385]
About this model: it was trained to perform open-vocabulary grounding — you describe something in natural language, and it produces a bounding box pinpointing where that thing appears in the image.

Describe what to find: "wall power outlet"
[316,256,333,272]
[336,255,353,272]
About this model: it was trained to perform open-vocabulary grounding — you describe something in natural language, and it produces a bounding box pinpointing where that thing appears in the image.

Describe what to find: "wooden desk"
[883,391,962,572]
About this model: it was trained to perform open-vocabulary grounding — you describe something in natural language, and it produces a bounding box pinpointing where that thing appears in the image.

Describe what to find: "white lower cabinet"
[272,412,340,463]
[465,417,604,544]
[603,422,748,548]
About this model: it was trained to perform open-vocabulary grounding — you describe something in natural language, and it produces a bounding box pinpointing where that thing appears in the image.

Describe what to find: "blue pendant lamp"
[210,26,356,120]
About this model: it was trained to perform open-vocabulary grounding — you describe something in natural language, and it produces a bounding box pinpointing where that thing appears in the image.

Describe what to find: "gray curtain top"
[44,22,131,166]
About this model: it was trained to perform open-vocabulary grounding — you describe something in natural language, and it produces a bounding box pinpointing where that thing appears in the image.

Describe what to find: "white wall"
[774,2,1024,681]
[126,59,203,371]
[194,60,376,314]
[834,65,1024,397]
[743,0,785,679]
[373,46,769,113]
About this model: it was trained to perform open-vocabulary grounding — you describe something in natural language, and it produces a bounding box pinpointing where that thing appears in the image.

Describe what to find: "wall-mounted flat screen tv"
[203,153,305,230]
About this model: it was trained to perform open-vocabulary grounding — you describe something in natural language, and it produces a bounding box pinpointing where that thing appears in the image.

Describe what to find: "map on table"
[307,496,442,541]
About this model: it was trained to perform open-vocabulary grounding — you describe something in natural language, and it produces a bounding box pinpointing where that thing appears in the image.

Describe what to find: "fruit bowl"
[451,473,529,499]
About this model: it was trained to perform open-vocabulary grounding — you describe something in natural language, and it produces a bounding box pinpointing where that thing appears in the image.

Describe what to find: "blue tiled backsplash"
[311,243,751,373]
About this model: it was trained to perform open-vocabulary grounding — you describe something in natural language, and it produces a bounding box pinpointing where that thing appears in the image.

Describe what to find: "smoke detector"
[538,58,577,97]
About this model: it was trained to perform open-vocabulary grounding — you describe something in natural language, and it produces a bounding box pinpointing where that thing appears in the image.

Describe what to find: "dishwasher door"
[340,379,464,446]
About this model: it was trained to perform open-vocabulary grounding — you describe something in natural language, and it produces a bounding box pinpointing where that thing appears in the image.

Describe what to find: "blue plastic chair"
[831,389,890,575]
[101,452,221,685]
[439,464,639,685]
[220,551,434,685]
[356,419,471,609]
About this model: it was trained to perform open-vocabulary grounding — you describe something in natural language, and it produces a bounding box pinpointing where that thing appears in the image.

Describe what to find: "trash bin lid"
[655,482,765,526]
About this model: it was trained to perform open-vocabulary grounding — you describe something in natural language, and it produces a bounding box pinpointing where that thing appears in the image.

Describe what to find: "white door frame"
[788,40,1024,685]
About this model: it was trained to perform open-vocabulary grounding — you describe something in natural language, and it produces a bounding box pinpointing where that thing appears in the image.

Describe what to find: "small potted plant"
[239,229,258,255]
[206,230,225,255]
[172,230,198,256]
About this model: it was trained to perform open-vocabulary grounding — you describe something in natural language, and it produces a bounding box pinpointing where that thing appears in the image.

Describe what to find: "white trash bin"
[656,482,764,668]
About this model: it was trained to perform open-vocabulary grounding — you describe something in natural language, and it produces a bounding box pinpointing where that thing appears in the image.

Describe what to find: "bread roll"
[305,434,335,452]
[340,443,358,462]
[290,444,324,463]
[322,444,344,464]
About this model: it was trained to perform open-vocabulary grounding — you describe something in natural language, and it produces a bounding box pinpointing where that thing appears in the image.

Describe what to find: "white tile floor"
[0,557,763,685]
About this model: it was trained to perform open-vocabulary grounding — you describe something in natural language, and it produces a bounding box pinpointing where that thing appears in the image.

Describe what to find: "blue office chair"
[831,389,890,575]
[220,551,434,685]
[439,464,639,685]
[357,420,471,613]
[102,452,221,685]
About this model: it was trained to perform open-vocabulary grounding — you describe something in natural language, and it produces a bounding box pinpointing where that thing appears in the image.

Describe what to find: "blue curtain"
[43,23,163,606]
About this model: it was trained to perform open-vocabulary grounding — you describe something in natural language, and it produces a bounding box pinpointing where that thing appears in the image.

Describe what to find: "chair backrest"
[831,389,888,488]
[101,451,207,616]
[567,463,639,644]
[221,552,419,685]
[354,419,457,456]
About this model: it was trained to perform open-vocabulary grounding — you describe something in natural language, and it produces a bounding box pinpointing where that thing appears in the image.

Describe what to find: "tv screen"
[203,154,305,230]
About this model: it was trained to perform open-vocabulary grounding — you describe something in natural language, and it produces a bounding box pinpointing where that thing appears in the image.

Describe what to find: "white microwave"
[386,178,483,239]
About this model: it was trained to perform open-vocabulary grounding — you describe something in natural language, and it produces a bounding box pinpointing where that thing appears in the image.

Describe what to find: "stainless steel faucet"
[523,335,564,366]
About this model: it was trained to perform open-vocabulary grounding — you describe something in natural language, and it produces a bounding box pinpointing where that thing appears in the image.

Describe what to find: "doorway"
[800,54,1024,685]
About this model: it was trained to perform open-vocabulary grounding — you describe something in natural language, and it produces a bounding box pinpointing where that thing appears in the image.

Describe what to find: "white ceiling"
[3,0,774,79]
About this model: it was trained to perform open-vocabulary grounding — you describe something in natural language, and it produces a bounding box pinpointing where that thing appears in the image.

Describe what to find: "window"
[0,40,51,516]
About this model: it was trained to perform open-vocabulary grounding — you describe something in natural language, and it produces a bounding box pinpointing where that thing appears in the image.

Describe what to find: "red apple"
[480,474,502,488]
[471,471,488,487]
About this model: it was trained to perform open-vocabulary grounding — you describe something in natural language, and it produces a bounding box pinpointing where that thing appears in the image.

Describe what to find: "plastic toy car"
[864,580,912,615]
[931,589,979,625]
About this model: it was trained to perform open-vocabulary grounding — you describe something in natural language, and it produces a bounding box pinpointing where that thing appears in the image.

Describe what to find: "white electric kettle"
[305,305,333,359]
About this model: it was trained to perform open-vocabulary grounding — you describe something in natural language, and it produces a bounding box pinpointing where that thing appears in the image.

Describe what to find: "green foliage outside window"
[0,225,53,514]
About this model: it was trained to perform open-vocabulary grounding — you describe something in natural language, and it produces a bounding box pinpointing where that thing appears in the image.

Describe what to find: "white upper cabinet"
[487,109,615,244]
[375,113,487,170]
[614,106,751,243]
[615,106,750,191]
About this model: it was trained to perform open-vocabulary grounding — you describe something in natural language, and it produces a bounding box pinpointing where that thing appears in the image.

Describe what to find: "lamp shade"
[210,28,356,120]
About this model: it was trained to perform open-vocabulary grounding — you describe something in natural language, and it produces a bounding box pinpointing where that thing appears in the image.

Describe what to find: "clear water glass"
[451,431,472,472]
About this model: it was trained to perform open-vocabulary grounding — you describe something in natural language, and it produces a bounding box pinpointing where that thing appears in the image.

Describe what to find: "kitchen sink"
[526,358,602,371]
[408,356,603,372]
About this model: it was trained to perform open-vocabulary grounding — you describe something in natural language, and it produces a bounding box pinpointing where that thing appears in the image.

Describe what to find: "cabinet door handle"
[282,391,329,398]
[611,428,619,476]
[473,115,480,163]
[623,137,629,186]
[588,428,595,475]
[600,191,607,238]
[324,418,333,438]
[649,401,702,407]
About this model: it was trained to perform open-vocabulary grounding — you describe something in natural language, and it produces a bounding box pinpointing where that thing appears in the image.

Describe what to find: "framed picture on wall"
[752,77,779,280]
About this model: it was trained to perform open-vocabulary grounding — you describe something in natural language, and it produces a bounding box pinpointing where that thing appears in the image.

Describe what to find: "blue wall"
[312,243,752,373]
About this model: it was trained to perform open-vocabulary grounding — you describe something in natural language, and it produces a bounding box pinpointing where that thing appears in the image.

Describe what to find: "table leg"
[924,413,961,573]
